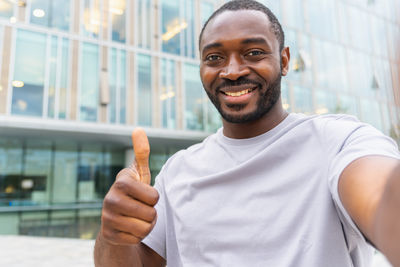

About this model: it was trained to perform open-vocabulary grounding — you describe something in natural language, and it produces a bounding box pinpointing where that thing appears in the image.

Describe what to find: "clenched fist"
[100,128,159,245]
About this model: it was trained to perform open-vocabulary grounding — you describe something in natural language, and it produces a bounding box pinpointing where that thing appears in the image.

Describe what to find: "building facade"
[0,0,399,239]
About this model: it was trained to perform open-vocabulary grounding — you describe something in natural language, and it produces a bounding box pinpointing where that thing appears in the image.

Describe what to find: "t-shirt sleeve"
[326,117,400,247]
[141,172,167,259]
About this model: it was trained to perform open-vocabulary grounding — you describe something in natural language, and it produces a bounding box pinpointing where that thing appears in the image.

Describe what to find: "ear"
[280,47,290,76]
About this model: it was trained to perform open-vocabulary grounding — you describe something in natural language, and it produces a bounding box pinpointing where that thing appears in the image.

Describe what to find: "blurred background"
[0,0,399,248]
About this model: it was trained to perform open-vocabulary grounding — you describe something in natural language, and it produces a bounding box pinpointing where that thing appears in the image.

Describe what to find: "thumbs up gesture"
[100,128,159,245]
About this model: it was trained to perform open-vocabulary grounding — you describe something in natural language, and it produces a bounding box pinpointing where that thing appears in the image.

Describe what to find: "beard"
[205,74,282,124]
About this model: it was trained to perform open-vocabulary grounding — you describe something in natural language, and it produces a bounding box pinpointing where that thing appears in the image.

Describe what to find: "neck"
[222,99,288,139]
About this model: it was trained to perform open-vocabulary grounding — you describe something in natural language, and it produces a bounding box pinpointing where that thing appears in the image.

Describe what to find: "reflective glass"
[293,85,312,114]
[109,48,117,123]
[119,51,126,124]
[347,6,372,53]
[282,0,304,30]
[111,0,126,43]
[161,0,180,55]
[306,0,338,41]
[184,63,204,130]
[29,0,70,31]
[137,0,151,49]
[0,0,14,19]
[160,58,176,129]
[313,39,347,92]
[47,36,58,118]
[58,38,70,119]
[52,142,78,203]
[82,0,101,38]
[137,54,152,126]
[370,16,388,58]
[80,42,99,122]
[347,49,374,97]
[12,30,46,117]
[360,98,383,131]
[281,81,290,112]
[315,90,337,115]
[23,140,52,205]
[338,95,359,117]
[200,1,213,26]
[0,139,23,206]
[182,0,195,58]
[78,145,102,202]
[206,100,221,133]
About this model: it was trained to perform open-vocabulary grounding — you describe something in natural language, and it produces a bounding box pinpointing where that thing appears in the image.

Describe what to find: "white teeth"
[225,89,251,97]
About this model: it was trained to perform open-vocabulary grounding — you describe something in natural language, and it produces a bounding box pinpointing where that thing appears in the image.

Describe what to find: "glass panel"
[23,140,52,205]
[137,54,152,126]
[82,0,101,38]
[206,100,221,133]
[80,42,99,122]
[347,6,372,53]
[29,0,70,31]
[161,0,181,55]
[137,0,152,49]
[110,0,126,43]
[182,0,195,58]
[0,0,14,19]
[200,1,213,26]
[78,145,102,202]
[360,98,383,131]
[52,142,78,204]
[281,81,290,112]
[315,89,337,115]
[257,0,281,21]
[47,36,58,118]
[347,49,374,97]
[0,139,23,207]
[58,38,70,119]
[12,30,46,117]
[370,16,388,58]
[306,0,338,41]
[313,38,347,92]
[293,85,312,114]
[119,50,127,124]
[109,48,117,123]
[338,94,359,117]
[184,63,204,130]
[282,0,303,30]
[381,104,391,135]
[160,58,176,129]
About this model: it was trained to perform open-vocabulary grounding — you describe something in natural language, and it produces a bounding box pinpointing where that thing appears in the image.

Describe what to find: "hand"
[100,128,159,245]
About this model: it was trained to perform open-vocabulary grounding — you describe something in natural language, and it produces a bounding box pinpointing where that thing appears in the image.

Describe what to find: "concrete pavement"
[0,235,393,266]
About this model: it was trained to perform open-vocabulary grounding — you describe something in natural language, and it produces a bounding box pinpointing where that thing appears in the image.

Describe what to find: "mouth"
[221,86,257,97]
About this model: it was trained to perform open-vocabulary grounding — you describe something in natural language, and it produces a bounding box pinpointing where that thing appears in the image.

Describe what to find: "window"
[258,0,281,21]
[160,58,176,129]
[136,0,152,49]
[294,85,312,114]
[137,54,152,126]
[82,0,101,38]
[370,16,388,58]
[347,49,374,97]
[110,0,126,43]
[282,0,304,30]
[347,6,372,53]
[338,95,359,117]
[184,63,204,130]
[360,99,383,131]
[108,48,127,124]
[281,82,290,111]
[306,0,338,41]
[315,90,337,115]
[79,42,99,122]
[0,0,14,19]
[11,30,47,117]
[206,100,221,133]
[200,1,214,26]
[182,0,195,58]
[29,0,71,31]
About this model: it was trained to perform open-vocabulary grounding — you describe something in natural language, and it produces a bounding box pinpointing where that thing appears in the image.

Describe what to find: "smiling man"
[94,1,400,266]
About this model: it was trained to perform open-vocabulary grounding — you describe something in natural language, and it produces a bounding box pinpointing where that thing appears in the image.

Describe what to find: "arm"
[338,155,400,266]
[94,129,166,267]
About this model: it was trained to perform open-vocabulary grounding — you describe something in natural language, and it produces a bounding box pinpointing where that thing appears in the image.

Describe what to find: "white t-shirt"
[143,113,400,267]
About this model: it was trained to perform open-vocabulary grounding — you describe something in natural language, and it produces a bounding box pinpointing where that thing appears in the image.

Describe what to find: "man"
[94,0,400,266]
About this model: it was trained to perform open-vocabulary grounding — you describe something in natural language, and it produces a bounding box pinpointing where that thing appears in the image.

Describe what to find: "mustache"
[216,77,261,92]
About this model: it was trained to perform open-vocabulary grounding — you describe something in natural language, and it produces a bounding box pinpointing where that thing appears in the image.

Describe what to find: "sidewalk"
[0,235,393,267]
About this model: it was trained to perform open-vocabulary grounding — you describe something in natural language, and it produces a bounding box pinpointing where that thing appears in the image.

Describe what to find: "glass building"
[0,0,399,239]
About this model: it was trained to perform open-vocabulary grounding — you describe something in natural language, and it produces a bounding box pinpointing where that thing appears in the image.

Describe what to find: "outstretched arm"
[339,156,400,266]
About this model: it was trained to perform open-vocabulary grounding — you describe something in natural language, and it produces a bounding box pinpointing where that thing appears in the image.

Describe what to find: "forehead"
[200,10,277,50]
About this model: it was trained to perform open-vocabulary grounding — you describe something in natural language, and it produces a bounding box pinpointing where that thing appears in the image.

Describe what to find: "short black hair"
[199,0,285,52]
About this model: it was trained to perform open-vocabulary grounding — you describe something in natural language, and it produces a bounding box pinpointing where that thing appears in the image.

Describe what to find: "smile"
[223,88,255,97]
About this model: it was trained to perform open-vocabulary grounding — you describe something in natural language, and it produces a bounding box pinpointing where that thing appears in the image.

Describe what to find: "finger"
[106,214,155,240]
[132,128,151,185]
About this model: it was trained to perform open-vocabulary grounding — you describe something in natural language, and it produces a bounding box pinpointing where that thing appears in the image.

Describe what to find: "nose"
[219,54,250,80]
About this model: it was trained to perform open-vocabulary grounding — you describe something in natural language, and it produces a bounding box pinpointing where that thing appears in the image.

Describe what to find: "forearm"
[373,164,400,266]
[94,233,143,267]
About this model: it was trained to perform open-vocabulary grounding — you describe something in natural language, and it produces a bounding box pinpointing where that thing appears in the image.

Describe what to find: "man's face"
[199,10,289,124]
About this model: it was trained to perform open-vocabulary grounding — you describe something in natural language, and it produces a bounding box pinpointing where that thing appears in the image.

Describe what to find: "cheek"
[200,67,217,87]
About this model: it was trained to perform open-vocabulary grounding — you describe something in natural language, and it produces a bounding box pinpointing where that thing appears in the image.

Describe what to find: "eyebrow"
[241,37,270,47]
[201,42,222,53]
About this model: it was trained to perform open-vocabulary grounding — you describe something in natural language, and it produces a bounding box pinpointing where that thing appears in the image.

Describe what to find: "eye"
[205,54,222,62]
[246,50,266,57]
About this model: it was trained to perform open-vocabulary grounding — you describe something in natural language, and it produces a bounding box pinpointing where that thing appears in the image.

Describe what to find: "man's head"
[199,0,289,125]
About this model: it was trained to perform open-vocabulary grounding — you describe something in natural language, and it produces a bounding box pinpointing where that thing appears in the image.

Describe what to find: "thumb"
[131,128,151,185]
